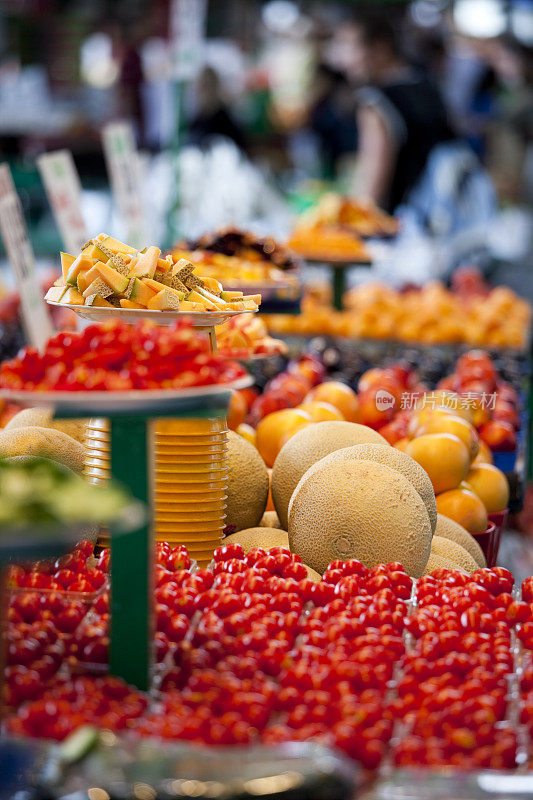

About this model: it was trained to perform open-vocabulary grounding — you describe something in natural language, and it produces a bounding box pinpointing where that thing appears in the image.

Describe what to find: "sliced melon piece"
[156,257,172,273]
[94,263,129,294]
[240,294,262,305]
[60,252,76,281]
[100,236,137,256]
[82,243,108,261]
[62,287,84,305]
[66,254,92,285]
[128,278,157,307]
[84,262,107,286]
[76,273,91,294]
[82,279,114,299]
[220,291,244,301]
[179,300,205,312]
[84,294,114,308]
[198,276,223,295]
[129,246,160,278]
[120,299,144,309]
[147,289,180,311]
[195,287,226,309]
[45,285,68,303]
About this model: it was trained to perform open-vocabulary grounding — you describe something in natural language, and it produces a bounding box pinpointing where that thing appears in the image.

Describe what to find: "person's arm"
[353,104,398,205]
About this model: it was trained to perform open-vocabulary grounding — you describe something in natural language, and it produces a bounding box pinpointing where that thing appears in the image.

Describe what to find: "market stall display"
[45,234,262,315]
[265,279,531,350]
[215,313,287,359]
[173,226,300,292]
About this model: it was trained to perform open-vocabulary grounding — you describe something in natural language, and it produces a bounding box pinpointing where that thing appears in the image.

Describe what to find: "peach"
[415,412,479,462]
[465,463,509,513]
[435,487,488,533]
[405,433,470,494]
[305,381,359,422]
[394,437,410,453]
[298,401,344,422]
[256,408,313,467]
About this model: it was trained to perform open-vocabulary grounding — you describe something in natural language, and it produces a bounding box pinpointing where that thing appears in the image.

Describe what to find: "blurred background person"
[340,5,454,213]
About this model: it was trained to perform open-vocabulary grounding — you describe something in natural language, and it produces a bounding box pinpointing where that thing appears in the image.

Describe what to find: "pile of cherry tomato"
[3,542,533,773]
[0,320,245,391]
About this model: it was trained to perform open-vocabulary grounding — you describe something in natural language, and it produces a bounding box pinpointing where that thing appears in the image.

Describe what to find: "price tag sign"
[0,163,53,350]
[170,0,207,80]
[37,150,89,254]
[102,121,147,251]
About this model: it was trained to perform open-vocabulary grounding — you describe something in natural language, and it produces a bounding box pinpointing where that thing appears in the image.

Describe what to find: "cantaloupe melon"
[0,427,85,473]
[423,552,463,575]
[430,535,478,574]
[271,421,388,530]
[260,510,283,529]
[288,460,432,577]
[225,431,269,533]
[304,565,322,581]
[289,443,437,534]
[5,408,88,444]
[434,514,486,568]
[223,527,289,553]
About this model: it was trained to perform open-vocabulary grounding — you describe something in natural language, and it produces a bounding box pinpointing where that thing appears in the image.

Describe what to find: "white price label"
[37,150,89,254]
[102,121,147,251]
[0,164,53,350]
[170,0,207,80]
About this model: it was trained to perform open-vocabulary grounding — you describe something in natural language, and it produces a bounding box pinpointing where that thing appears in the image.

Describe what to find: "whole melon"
[260,510,283,529]
[423,552,463,575]
[225,431,269,532]
[288,460,432,577]
[5,408,87,444]
[289,443,437,534]
[430,535,478,574]
[271,421,388,530]
[223,527,289,554]
[0,427,85,473]
[304,565,323,581]
[434,514,486,568]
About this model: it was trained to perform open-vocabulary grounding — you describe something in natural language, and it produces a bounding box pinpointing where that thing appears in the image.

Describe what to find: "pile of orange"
[397,395,509,533]
[264,282,531,350]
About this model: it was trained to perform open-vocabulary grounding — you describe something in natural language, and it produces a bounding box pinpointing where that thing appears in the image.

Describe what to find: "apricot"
[305,381,359,422]
[436,487,488,533]
[256,408,313,467]
[298,401,344,422]
[394,438,410,453]
[465,463,509,513]
[415,412,479,462]
[406,433,470,494]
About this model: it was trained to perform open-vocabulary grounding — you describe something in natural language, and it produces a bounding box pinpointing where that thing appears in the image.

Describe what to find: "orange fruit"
[394,438,410,453]
[472,439,493,465]
[465,463,509,513]
[415,412,479,461]
[435,488,488,533]
[298,401,344,422]
[227,391,247,431]
[236,423,256,446]
[256,408,312,467]
[265,468,275,512]
[416,392,474,424]
[405,433,470,494]
[305,381,359,422]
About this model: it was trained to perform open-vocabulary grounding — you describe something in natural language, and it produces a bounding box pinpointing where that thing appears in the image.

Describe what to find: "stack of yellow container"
[84,417,228,565]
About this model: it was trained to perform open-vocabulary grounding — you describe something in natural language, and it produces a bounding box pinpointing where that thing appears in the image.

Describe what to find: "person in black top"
[342,7,454,213]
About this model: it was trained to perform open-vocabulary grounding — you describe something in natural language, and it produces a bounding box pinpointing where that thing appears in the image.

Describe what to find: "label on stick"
[102,121,147,251]
[0,163,53,350]
[37,150,89,254]
[170,0,207,80]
